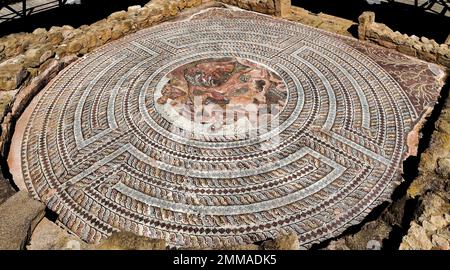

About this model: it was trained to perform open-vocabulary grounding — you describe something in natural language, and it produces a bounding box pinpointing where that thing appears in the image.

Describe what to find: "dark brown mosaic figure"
[156,57,287,133]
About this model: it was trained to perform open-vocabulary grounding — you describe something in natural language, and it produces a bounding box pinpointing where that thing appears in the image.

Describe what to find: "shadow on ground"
[293,0,450,43]
[0,0,149,37]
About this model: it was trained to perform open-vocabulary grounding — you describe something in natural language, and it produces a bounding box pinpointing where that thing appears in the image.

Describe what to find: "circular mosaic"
[13,8,435,248]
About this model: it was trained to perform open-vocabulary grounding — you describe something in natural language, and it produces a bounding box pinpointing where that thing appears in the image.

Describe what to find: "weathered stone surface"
[377,39,397,49]
[0,44,5,61]
[0,60,28,91]
[219,0,282,15]
[400,222,434,250]
[358,11,375,40]
[417,50,437,62]
[27,218,88,250]
[108,10,128,21]
[437,55,450,67]
[66,39,83,54]
[47,31,64,46]
[32,28,47,36]
[128,5,142,13]
[408,95,450,199]
[95,27,113,46]
[39,50,55,65]
[0,191,45,250]
[397,44,416,57]
[261,233,300,250]
[407,174,448,200]
[0,89,16,118]
[112,19,134,36]
[0,112,13,158]
[431,234,450,250]
[2,35,29,58]
[324,220,392,250]
[59,27,78,42]
[436,157,450,178]
[23,45,54,68]
[279,0,291,17]
[445,34,450,45]
[0,176,14,205]
[287,6,355,36]
[400,193,449,250]
[111,29,124,40]
[95,231,167,250]
[325,239,351,250]
[346,221,391,250]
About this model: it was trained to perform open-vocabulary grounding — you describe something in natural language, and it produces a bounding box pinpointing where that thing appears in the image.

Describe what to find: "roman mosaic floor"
[8,7,445,248]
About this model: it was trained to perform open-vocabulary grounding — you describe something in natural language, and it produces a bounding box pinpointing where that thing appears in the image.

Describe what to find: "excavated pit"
[2,6,447,249]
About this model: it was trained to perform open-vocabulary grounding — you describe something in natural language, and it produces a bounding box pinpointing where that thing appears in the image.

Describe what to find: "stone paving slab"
[0,191,45,250]
[8,7,446,249]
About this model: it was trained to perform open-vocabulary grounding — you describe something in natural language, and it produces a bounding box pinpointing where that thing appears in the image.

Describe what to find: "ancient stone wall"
[0,0,203,92]
[358,12,450,69]
[218,0,277,14]
[218,0,290,16]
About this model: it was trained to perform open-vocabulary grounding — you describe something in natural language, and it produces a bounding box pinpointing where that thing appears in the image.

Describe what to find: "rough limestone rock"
[23,45,54,68]
[0,89,16,117]
[261,233,300,250]
[408,97,450,198]
[358,11,375,40]
[95,231,167,250]
[27,218,88,250]
[345,221,390,250]
[0,176,14,205]
[0,191,45,250]
[400,222,434,250]
[436,157,450,179]
[0,61,28,91]
[324,219,391,250]
[325,239,351,250]
[397,86,450,250]
[408,174,448,200]
[400,193,450,250]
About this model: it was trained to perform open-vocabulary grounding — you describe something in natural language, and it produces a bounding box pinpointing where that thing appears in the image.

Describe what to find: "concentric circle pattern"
[16,8,443,248]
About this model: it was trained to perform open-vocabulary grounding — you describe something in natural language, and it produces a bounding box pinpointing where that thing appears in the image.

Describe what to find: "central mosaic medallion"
[10,8,443,249]
[154,57,288,137]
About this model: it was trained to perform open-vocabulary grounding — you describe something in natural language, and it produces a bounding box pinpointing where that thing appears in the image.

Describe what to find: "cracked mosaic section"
[11,8,444,248]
